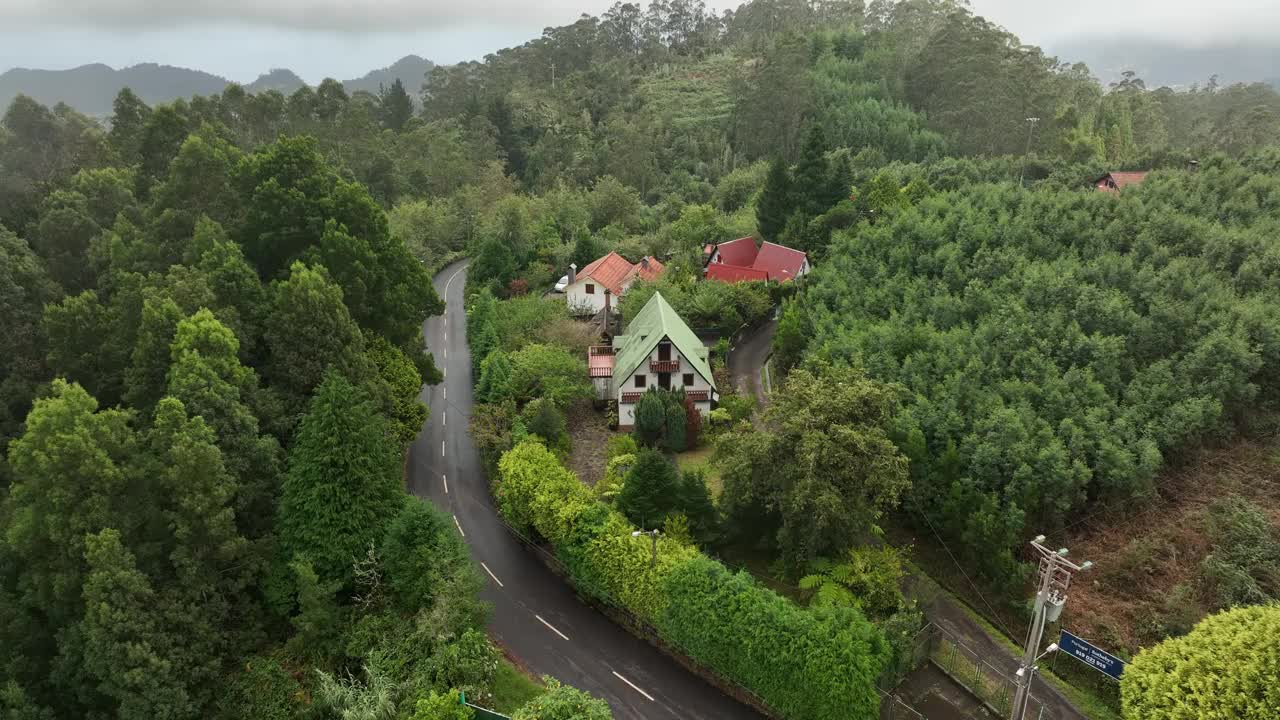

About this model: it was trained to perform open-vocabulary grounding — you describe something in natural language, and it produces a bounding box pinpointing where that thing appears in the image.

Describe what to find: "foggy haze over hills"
[1,0,1277,116]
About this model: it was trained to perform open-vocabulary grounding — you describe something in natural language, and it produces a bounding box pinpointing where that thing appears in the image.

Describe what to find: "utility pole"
[1018,117,1040,187]
[550,62,557,90]
[1010,535,1092,720]
[632,529,660,567]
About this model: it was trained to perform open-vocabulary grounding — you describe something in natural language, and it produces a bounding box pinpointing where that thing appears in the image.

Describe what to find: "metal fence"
[927,624,1048,720]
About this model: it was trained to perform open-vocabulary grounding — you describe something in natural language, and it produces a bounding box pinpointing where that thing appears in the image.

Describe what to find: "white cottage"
[563,251,664,316]
[588,292,717,429]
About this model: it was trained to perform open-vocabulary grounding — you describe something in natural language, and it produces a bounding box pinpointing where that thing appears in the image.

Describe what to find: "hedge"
[1121,604,1280,720]
[495,440,889,720]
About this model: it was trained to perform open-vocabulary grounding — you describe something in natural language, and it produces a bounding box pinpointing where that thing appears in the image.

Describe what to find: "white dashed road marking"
[535,615,570,641]
[442,474,448,494]
[612,672,656,702]
[480,562,504,587]
[453,515,465,537]
[441,440,446,457]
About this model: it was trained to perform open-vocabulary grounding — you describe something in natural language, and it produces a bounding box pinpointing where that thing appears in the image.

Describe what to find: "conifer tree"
[272,372,403,603]
[632,388,666,447]
[378,79,415,132]
[792,125,832,217]
[167,309,281,538]
[617,448,680,530]
[476,349,513,402]
[664,396,687,452]
[82,529,192,720]
[756,156,793,241]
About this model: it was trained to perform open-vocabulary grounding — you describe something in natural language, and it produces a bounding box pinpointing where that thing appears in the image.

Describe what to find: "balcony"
[685,390,710,402]
[620,391,644,403]
[649,359,680,373]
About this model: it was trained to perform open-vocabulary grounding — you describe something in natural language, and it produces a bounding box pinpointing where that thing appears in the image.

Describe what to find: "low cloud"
[970,0,1280,45]
[2,0,616,32]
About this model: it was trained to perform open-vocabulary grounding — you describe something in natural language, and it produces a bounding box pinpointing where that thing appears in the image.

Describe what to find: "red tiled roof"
[752,241,807,281]
[578,252,666,295]
[635,256,664,282]
[705,263,770,283]
[578,251,636,295]
[1095,171,1149,192]
[712,237,759,267]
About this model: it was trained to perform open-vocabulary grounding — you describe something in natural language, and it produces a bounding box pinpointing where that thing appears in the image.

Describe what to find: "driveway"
[726,317,777,404]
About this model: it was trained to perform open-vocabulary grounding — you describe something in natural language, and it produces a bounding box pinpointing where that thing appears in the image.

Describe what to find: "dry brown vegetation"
[1061,438,1280,655]
[566,404,613,486]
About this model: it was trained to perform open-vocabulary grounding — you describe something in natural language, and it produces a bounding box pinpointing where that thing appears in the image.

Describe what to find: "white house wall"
[564,278,609,315]
[613,337,715,428]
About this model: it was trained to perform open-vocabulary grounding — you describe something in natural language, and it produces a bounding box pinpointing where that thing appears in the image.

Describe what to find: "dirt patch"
[1062,438,1280,654]
[566,403,614,487]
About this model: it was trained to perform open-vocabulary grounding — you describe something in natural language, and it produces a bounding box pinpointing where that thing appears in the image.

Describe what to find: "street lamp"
[1010,537,1091,720]
[632,529,660,567]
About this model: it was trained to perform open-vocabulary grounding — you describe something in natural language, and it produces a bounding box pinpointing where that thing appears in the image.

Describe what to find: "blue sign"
[1059,630,1126,680]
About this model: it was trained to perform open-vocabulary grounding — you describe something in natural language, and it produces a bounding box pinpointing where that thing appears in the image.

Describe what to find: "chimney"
[641,256,650,271]
[568,263,577,285]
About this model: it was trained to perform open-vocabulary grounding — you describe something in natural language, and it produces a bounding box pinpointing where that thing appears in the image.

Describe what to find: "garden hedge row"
[496,440,889,720]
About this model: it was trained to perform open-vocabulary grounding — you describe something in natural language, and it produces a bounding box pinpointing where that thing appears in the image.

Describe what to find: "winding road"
[408,261,761,720]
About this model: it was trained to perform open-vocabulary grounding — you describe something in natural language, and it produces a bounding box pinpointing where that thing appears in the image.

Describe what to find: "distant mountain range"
[0,54,435,117]
[1048,36,1280,90]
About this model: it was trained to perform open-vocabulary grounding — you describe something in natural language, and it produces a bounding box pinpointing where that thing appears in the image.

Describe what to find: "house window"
[634,375,646,389]
[658,342,671,361]
[658,373,671,389]
[683,373,695,387]
[585,283,595,294]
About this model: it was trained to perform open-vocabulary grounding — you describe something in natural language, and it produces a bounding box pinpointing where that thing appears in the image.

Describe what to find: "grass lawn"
[675,445,722,498]
[489,658,544,714]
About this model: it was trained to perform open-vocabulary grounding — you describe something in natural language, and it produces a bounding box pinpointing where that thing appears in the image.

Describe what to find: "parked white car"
[553,275,569,292]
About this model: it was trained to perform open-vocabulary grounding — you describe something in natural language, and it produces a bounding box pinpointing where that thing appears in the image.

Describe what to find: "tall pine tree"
[756,156,793,241]
[271,372,403,606]
[378,79,415,132]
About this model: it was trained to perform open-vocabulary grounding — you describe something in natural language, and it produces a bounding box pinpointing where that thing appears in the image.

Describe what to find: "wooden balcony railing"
[650,359,680,373]
[685,390,710,402]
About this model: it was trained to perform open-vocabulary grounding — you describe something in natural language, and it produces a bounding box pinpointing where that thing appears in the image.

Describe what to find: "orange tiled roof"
[579,252,665,295]
[1095,171,1149,191]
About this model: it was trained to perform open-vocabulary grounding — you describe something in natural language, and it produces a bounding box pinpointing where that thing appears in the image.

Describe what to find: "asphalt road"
[727,317,777,405]
[407,260,762,720]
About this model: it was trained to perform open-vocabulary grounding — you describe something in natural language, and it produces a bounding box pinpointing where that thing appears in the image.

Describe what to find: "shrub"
[523,398,568,453]
[381,497,485,621]
[684,395,702,449]
[513,678,612,720]
[1122,604,1280,720]
[507,344,593,409]
[495,441,888,720]
[661,556,889,720]
[496,441,596,545]
[605,434,638,460]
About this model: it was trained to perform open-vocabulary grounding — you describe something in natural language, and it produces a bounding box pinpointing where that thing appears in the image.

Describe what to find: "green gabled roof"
[612,292,715,390]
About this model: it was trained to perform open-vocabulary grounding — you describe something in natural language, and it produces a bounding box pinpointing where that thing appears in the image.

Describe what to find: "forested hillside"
[3,0,1280,718]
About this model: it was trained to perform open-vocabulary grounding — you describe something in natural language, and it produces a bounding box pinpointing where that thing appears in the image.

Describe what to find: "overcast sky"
[1,0,1276,82]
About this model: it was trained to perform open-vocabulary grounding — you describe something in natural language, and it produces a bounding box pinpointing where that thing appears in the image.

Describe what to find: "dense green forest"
[3,0,1280,718]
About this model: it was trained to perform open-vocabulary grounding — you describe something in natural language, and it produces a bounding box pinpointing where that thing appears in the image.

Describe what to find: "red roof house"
[565,251,666,315]
[1094,171,1149,192]
[706,263,770,283]
[704,237,810,283]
